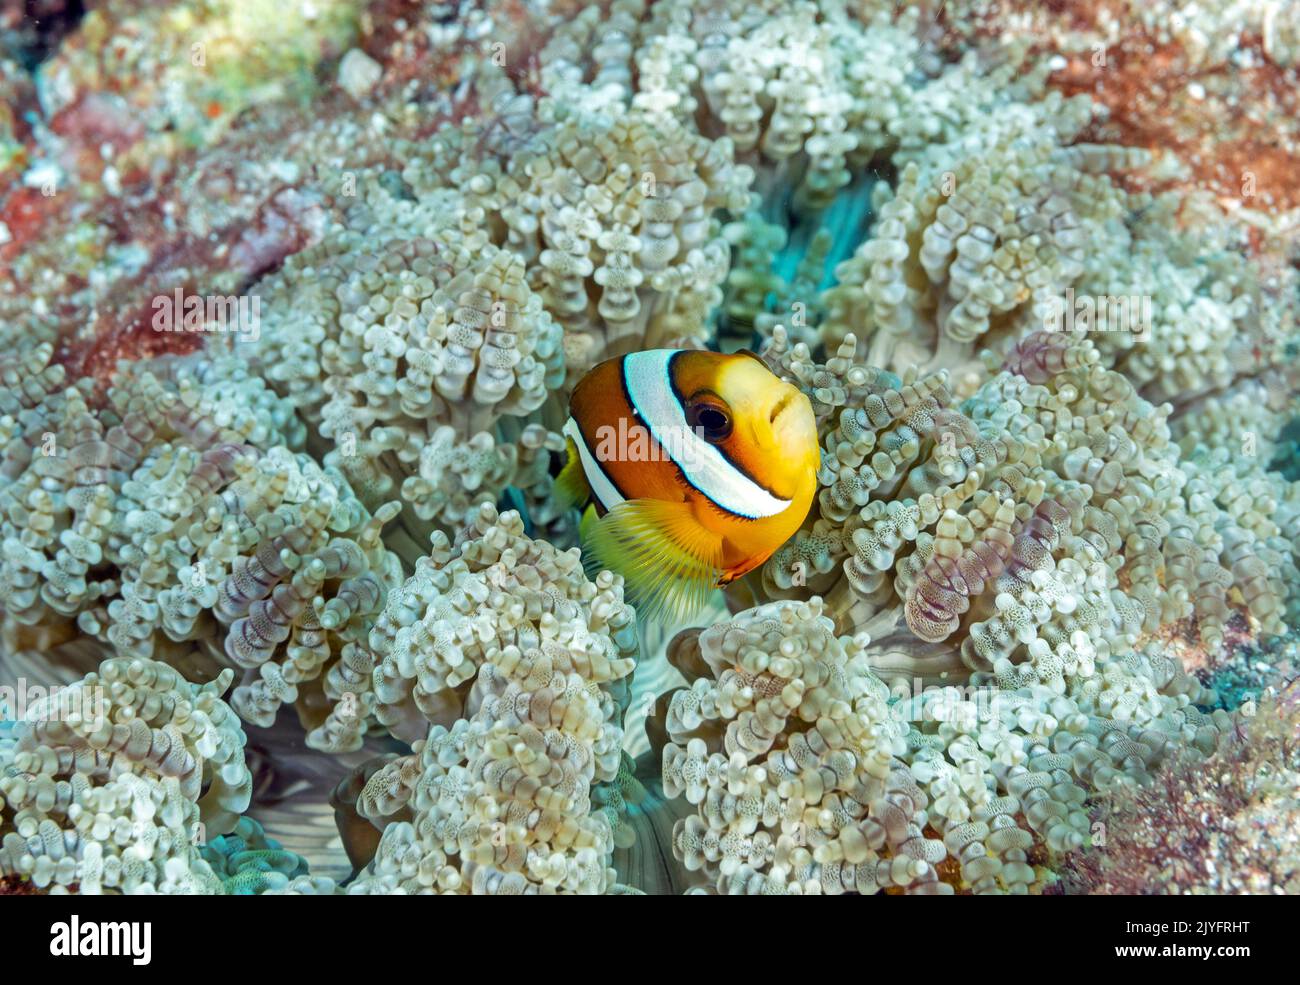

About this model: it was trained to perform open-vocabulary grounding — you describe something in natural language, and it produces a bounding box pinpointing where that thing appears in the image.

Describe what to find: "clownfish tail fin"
[582,498,723,627]
[555,435,592,511]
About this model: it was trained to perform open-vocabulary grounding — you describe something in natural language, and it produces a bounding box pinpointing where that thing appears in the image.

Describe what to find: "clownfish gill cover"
[1,0,1299,924]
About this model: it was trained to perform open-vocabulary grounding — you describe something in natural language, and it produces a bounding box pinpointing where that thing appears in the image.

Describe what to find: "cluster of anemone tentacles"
[3,0,1299,894]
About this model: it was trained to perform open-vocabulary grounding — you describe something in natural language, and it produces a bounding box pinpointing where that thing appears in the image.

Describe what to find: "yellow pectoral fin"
[579,503,600,542]
[582,498,724,625]
[555,436,592,510]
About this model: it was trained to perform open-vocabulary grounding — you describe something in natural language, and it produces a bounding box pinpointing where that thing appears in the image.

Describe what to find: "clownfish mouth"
[769,391,796,423]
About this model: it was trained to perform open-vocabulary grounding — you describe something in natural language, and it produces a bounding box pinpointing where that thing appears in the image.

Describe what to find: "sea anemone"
[1,0,1297,896]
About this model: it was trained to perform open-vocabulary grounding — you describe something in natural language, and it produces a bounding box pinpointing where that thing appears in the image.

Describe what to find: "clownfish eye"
[686,399,732,443]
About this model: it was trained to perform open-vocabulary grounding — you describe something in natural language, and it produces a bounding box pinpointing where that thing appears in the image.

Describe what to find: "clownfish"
[556,348,820,622]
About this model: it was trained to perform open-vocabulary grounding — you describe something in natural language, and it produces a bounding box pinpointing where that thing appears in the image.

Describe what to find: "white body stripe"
[622,349,791,519]
[564,417,625,511]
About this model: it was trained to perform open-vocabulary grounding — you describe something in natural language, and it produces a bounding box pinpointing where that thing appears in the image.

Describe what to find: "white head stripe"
[622,350,791,519]
[564,417,625,512]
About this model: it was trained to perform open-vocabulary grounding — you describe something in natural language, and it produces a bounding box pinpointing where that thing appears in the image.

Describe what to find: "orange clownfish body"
[557,348,820,622]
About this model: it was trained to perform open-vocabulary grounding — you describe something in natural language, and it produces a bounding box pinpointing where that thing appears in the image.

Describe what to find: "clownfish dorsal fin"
[555,435,593,510]
[582,498,724,626]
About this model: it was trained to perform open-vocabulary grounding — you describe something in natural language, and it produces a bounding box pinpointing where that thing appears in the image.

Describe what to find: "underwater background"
[0,0,1298,895]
